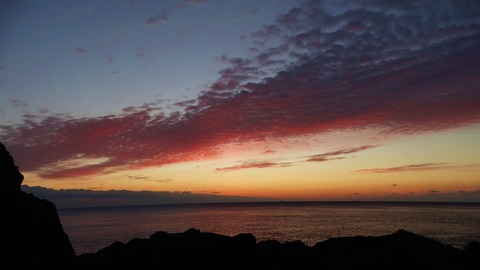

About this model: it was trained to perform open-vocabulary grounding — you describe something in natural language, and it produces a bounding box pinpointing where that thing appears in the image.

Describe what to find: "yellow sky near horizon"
[22,125,480,202]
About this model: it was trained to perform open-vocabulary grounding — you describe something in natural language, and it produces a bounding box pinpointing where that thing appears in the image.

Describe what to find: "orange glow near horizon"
[21,125,480,202]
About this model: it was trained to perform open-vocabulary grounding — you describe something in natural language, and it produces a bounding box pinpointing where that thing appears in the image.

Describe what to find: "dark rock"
[77,228,480,270]
[0,143,24,193]
[0,142,76,270]
[78,228,258,270]
[312,229,462,270]
[465,241,480,252]
[461,241,480,269]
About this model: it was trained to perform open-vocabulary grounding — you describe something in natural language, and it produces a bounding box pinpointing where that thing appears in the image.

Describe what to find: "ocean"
[58,201,480,255]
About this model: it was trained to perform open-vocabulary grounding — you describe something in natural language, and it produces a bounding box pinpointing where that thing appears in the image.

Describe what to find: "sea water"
[58,202,480,255]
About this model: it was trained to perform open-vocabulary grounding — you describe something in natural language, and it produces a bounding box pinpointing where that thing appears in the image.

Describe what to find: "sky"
[1,0,480,205]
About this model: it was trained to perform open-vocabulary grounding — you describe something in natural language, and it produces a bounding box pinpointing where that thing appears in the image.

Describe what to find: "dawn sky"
[1,0,480,203]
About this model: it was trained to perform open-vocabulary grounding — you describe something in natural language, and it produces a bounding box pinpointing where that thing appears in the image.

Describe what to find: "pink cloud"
[2,1,480,179]
[3,46,479,177]
[39,162,114,179]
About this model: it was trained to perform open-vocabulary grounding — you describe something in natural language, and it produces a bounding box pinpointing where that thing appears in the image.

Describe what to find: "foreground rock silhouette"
[76,228,480,270]
[0,143,75,269]
[1,142,479,269]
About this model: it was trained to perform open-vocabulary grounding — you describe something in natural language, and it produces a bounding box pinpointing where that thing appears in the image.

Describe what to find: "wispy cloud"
[128,175,149,180]
[216,161,292,172]
[306,145,378,162]
[354,163,452,173]
[2,0,480,178]
[128,175,173,183]
[74,47,86,53]
[216,145,376,171]
[145,13,169,25]
[11,99,27,108]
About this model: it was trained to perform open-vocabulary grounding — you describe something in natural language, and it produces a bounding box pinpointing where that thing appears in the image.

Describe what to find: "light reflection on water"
[58,202,480,255]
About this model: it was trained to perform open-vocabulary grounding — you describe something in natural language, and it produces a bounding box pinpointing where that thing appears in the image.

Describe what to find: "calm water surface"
[58,202,480,255]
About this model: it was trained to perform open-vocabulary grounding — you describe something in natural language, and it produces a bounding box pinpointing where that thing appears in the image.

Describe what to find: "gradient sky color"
[1,0,480,204]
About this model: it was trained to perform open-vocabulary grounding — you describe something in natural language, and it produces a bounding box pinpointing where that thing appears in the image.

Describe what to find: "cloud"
[74,47,86,53]
[216,145,375,172]
[135,44,146,58]
[306,145,377,162]
[22,185,271,209]
[174,99,196,108]
[1,0,480,178]
[128,175,173,183]
[38,160,115,179]
[11,99,27,108]
[307,156,344,163]
[384,188,480,202]
[152,179,173,183]
[354,163,452,173]
[188,0,480,143]
[145,13,169,25]
[216,161,292,172]
[39,107,50,114]
[128,175,149,180]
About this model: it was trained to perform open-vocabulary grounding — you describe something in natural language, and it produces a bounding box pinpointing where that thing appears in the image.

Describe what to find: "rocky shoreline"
[1,142,479,269]
[76,227,480,270]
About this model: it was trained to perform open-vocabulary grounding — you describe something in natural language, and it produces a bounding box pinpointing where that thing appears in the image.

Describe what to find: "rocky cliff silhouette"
[1,142,479,269]
[76,228,480,270]
[0,143,75,269]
